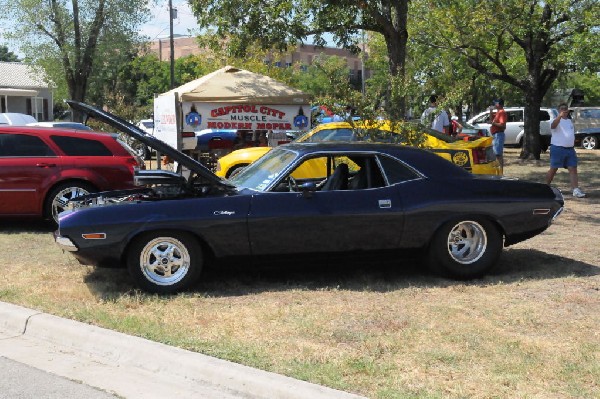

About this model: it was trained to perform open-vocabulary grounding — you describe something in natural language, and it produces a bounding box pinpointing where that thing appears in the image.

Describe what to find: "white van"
[0,113,38,126]
[468,107,558,148]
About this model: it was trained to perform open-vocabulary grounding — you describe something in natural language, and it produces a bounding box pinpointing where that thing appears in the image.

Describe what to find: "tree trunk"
[381,0,408,119]
[520,97,542,160]
[68,74,88,122]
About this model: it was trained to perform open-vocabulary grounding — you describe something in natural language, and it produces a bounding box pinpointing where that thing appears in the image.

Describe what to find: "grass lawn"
[1,147,598,399]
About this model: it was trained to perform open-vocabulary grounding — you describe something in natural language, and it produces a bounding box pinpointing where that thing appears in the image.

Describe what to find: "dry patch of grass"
[1,148,599,398]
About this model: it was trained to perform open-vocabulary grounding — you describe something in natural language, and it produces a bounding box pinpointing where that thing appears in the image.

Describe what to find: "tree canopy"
[189,0,410,117]
[0,0,152,119]
[413,0,600,158]
[0,45,20,62]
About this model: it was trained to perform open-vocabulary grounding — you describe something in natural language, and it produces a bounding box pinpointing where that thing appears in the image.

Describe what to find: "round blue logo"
[294,114,308,128]
[185,112,201,127]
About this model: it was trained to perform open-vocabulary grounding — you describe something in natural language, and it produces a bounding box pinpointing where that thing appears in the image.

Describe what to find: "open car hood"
[66,100,229,188]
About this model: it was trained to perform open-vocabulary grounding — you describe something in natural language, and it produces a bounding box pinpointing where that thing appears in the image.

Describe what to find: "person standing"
[447,110,462,136]
[545,103,586,198]
[489,98,507,171]
[421,95,449,134]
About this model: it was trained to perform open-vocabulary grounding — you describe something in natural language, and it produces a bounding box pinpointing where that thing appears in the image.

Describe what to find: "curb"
[0,301,366,399]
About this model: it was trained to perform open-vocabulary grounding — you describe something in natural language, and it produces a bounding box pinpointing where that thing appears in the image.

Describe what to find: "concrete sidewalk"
[0,301,367,399]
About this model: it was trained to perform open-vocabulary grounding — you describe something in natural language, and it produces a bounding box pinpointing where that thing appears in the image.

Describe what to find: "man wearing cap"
[489,98,507,171]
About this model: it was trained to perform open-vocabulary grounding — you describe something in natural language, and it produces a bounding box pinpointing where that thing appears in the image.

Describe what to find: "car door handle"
[379,199,392,208]
[36,163,57,168]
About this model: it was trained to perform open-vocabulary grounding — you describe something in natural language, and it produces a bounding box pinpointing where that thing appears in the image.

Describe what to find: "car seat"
[321,163,349,191]
[348,167,369,190]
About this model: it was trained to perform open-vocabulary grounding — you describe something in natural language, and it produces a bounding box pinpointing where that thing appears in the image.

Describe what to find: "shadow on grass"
[82,249,599,299]
[0,218,54,233]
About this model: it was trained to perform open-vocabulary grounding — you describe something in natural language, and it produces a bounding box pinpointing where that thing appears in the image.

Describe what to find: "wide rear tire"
[427,218,502,279]
[127,231,203,294]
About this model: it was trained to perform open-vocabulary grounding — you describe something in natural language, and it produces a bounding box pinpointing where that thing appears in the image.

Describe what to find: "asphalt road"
[0,356,118,399]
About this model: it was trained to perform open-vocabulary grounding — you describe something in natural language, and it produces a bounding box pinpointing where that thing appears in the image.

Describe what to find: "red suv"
[0,125,143,224]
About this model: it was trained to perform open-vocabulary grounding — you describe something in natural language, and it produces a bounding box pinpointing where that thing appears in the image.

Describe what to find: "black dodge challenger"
[54,101,564,294]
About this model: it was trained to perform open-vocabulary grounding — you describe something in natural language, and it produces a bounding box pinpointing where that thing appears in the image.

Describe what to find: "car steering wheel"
[288,176,298,192]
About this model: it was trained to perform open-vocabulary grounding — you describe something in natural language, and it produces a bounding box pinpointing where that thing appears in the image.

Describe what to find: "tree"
[0,0,152,120]
[188,0,410,118]
[415,0,600,159]
[0,45,19,62]
[295,55,351,99]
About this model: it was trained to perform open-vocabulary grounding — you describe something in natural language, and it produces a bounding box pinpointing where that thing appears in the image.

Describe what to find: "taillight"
[125,157,144,172]
[472,147,494,164]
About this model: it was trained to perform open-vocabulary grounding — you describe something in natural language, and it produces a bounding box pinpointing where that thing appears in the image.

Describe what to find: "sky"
[0,0,198,56]
[142,0,199,41]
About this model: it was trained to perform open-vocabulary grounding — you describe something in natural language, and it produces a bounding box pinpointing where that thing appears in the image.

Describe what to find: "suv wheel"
[582,135,598,150]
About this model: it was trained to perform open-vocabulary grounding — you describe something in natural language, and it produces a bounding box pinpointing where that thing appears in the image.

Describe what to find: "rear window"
[51,135,113,156]
[378,155,420,184]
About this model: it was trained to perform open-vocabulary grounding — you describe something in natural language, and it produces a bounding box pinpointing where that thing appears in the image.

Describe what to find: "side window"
[378,155,420,184]
[506,111,524,123]
[51,135,112,156]
[0,133,55,157]
[580,109,600,119]
[539,110,551,121]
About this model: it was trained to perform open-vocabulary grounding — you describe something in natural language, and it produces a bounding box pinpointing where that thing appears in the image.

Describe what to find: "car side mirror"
[299,182,317,198]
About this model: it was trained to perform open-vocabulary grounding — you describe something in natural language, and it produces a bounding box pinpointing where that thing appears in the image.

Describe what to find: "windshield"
[228,147,297,191]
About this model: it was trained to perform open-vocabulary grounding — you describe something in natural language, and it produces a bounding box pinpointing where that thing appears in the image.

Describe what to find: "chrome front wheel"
[128,231,202,294]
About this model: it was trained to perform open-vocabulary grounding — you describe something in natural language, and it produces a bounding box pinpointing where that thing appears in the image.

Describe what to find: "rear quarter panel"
[397,177,560,248]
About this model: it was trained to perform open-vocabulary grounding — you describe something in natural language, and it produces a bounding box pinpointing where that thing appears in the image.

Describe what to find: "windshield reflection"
[228,148,297,191]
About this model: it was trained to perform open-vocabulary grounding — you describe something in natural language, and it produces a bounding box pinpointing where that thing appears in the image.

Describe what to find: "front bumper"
[54,231,78,252]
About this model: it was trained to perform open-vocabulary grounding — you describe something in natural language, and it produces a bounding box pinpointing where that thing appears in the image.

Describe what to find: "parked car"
[215,120,501,178]
[0,125,144,224]
[54,101,564,294]
[118,119,156,159]
[137,119,154,135]
[27,121,92,130]
[0,112,37,125]
[455,122,491,141]
[468,107,558,149]
[569,107,600,150]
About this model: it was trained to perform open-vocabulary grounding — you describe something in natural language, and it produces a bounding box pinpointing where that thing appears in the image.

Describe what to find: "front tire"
[582,135,598,150]
[127,231,203,294]
[45,182,95,225]
[427,219,502,279]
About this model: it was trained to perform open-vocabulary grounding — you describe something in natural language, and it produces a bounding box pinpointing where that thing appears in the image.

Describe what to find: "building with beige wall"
[147,36,370,87]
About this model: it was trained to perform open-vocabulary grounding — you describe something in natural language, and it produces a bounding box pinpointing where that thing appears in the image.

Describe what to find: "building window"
[286,62,292,67]
[274,61,282,67]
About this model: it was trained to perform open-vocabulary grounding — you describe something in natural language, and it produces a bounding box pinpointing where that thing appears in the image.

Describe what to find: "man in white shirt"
[545,103,586,198]
[420,95,449,134]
